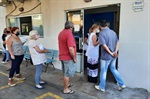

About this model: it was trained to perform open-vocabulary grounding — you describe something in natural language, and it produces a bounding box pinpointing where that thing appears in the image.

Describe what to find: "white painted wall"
[0,6,6,49]
[148,1,150,91]
[4,0,150,91]
[118,0,150,91]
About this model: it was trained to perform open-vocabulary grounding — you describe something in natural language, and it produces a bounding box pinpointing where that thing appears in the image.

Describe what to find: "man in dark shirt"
[95,20,126,92]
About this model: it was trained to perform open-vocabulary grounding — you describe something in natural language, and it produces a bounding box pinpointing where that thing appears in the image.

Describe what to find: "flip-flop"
[63,90,75,94]
[68,84,73,88]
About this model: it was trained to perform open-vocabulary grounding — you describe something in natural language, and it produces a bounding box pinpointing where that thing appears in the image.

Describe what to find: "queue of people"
[0,20,125,94]
[58,21,125,94]
[1,27,48,89]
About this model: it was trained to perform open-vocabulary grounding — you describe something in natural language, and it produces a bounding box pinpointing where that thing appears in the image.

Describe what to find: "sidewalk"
[0,58,149,99]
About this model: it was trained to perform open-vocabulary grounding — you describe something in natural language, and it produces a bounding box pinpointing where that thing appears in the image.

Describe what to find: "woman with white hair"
[28,30,48,89]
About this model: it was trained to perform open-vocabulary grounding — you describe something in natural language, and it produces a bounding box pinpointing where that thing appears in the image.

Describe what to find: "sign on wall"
[132,0,144,12]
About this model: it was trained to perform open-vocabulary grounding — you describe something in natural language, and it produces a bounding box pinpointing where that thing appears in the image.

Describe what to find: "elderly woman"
[28,30,48,89]
[7,27,25,87]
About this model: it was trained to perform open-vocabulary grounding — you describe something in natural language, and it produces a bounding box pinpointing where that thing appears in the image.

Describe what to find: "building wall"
[0,6,6,48]
[148,0,150,91]
[119,0,150,91]
[5,0,150,91]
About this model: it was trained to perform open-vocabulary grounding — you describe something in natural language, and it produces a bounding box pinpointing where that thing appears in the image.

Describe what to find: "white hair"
[29,30,38,39]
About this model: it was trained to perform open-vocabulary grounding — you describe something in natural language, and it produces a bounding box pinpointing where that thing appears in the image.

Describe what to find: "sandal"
[6,68,11,71]
[63,90,75,94]
[68,84,73,88]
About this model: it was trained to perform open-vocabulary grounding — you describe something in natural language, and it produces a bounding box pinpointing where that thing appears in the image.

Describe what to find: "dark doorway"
[20,16,32,35]
[84,4,121,83]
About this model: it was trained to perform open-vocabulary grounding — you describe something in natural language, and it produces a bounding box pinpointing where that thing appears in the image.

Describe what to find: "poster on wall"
[74,24,80,31]
[72,14,81,21]
[132,0,144,12]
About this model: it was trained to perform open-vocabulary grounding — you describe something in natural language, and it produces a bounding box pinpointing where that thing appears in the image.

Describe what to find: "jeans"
[35,64,43,85]
[9,55,24,78]
[5,50,11,61]
[99,59,124,90]
[2,52,6,62]
[2,45,6,62]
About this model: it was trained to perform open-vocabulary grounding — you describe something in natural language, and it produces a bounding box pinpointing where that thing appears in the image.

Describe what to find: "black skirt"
[87,63,98,83]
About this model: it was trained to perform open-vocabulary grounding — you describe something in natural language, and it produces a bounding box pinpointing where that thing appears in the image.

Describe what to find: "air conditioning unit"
[0,0,9,6]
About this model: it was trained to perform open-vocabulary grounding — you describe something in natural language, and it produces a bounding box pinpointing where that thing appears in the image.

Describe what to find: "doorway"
[66,4,121,83]
[84,4,120,36]
[84,4,120,83]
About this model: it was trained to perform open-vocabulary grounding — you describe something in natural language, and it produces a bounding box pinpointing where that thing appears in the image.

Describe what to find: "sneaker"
[118,85,126,91]
[39,81,47,85]
[94,85,105,92]
[35,84,44,89]
[8,78,16,87]
[16,74,26,81]
[2,61,7,64]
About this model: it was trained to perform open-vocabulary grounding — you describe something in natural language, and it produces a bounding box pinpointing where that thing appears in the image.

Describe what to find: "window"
[32,15,43,36]
[8,18,20,28]
[8,14,44,37]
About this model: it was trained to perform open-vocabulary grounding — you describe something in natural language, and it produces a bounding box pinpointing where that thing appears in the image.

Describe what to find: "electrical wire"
[8,0,41,17]
[6,1,17,17]
[5,1,18,27]
[5,0,41,26]
[16,2,41,16]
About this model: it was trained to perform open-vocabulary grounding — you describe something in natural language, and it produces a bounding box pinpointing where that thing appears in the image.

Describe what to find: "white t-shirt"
[5,35,11,50]
[86,33,99,58]
[28,40,47,65]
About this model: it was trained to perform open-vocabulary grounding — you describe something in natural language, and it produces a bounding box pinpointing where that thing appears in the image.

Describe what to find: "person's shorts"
[5,50,11,61]
[61,60,75,77]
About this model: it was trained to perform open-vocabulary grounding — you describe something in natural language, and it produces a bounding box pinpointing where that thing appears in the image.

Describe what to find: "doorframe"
[65,9,85,74]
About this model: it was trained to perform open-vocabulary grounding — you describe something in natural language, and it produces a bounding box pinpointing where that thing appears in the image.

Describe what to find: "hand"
[73,58,76,63]
[44,49,49,53]
[110,52,114,57]
[112,52,118,58]
[11,54,15,60]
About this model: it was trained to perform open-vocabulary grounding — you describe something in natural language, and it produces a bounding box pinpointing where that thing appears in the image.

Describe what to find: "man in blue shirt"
[95,20,126,92]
